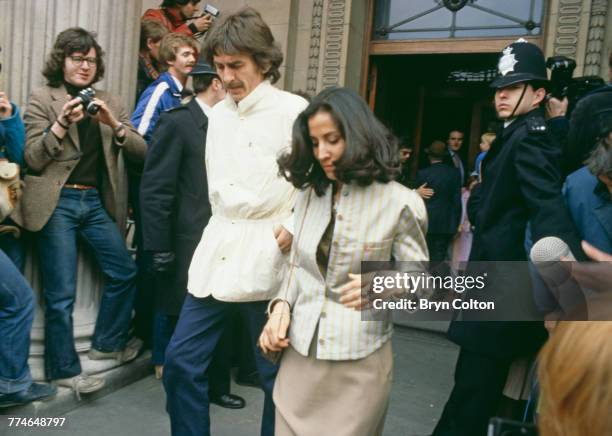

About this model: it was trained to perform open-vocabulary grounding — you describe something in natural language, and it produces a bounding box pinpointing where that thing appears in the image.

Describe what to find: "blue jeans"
[37,188,137,380]
[163,295,278,436]
[0,249,34,394]
[0,218,25,272]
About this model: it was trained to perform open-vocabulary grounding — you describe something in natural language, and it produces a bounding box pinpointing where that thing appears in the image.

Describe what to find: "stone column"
[0,0,142,380]
[584,0,609,76]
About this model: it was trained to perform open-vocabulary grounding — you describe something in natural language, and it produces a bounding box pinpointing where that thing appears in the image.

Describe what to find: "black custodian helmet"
[491,38,548,89]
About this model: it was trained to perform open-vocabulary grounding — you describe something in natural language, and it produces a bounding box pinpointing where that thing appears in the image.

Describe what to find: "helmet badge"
[498,46,518,77]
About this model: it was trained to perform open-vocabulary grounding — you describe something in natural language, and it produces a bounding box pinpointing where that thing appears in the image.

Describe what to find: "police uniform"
[433,40,584,436]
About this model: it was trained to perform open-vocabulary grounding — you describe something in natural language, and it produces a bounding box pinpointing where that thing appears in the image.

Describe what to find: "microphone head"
[530,236,576,262]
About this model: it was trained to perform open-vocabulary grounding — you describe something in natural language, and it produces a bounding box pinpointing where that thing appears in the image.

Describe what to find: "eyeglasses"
[69,56,97,67]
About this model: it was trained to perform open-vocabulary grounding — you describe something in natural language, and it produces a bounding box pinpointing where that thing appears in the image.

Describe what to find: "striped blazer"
[283,181,429,360]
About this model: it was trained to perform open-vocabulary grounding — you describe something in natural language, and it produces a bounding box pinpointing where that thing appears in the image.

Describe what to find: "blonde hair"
[481,132,496,146]
[538,322,612,436]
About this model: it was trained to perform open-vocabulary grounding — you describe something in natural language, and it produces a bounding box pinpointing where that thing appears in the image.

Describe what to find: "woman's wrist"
[267,299,291,317]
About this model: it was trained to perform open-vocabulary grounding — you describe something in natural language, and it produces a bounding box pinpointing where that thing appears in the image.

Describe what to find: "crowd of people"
[1,1,611,436]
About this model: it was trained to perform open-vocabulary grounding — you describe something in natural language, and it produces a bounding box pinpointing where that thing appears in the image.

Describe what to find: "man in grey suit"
[16,27,146,396]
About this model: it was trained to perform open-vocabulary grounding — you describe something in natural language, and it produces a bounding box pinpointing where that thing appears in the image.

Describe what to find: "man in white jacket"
[162,8,308,436]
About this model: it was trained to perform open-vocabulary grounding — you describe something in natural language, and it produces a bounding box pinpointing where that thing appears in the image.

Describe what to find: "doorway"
[370,53,500,178]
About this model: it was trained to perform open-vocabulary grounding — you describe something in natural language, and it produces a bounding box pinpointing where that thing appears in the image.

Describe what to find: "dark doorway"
[371,53,500,180]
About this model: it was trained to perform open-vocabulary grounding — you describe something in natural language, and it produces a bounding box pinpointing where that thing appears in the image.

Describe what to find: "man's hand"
[60,97,86,125]
[416,183,434,199]
[273,224,293,253]
[0,92,13,119]
[545,96,568,119]
[192,14,213,32]
[91,98,120,128]
[259,301,291,353]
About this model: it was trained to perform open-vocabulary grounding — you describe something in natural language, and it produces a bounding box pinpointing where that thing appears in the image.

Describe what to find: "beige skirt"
[273,340,393,436]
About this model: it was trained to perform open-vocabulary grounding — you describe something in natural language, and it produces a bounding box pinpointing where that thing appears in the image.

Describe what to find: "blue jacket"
[0,103,25,167]
[563,166,612,253]
[131,72,182,144]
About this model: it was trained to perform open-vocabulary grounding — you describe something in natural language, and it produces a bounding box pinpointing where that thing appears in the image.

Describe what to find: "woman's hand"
[259,301,291,353]
[339,273,369,311]
[274,224,293,253]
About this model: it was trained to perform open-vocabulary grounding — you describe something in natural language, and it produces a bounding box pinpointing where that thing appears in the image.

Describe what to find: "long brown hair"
[203,7,283,84]
[42,27,105,87]
[538,321,612,436]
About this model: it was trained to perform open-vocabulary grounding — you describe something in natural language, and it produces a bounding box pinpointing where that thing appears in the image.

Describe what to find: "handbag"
[0,158,22,223]
[260,188,313,364]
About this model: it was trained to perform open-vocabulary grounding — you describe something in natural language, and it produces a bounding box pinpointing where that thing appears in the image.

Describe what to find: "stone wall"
[0,0,143,110]
[541,0,610,78]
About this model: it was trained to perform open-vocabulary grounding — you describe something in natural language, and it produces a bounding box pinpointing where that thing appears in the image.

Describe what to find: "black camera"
[76,87,100,115]
[546,56,605,109]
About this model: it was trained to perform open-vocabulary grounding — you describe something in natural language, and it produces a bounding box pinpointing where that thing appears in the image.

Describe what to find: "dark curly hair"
[278,87,400,196]
[203,7,283,84]
[42,27,105,87]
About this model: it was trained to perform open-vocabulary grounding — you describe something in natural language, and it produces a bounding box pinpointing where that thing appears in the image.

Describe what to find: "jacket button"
[343,190,349,196]
[320,311,327,319]
[318,338,325,346]
[337,214,343,221]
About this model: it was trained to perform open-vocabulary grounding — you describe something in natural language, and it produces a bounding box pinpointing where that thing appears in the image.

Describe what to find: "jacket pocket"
[17,174,61,231]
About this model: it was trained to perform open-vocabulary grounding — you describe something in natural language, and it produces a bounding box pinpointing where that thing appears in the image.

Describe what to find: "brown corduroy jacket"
[12,85,146,234]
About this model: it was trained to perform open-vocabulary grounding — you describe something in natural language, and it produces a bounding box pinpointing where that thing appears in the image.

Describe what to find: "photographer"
[545,55,612,177]
[142,0,213,38]
[15,27,146,396]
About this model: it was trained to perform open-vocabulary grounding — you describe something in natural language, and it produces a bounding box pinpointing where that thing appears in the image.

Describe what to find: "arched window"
[374,0,545,40]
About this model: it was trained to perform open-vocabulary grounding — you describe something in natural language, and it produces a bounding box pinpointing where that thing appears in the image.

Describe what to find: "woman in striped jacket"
[259,87,429,436]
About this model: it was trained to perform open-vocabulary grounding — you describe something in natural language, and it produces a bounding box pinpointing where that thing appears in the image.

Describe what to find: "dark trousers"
[152,312,233,397]
[432,348,511,436]
[426,233,454,263]
[163,295,278,436]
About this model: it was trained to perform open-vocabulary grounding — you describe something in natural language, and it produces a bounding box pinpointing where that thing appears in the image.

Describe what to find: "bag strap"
[279,187,313,304]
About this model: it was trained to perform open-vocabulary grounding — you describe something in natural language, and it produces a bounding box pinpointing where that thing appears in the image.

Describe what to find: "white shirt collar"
[170,74,184,92]
[195,97,212,117]
[225,80,274,115]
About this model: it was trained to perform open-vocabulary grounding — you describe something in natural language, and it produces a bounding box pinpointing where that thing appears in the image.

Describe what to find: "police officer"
[432,39,585,436]
[139,58,246,409]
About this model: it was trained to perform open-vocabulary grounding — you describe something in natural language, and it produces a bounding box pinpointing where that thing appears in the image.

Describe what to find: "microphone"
[530,236,576,262]
[530,236,587,319]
